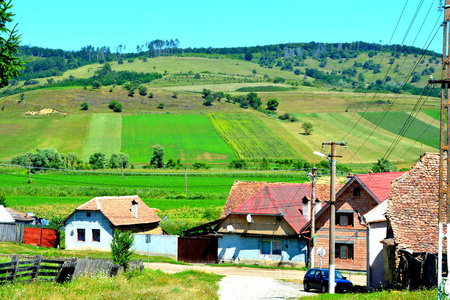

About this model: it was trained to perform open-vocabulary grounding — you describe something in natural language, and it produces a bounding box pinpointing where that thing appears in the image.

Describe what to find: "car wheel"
[320,284,327,293]
[304,282,310,292]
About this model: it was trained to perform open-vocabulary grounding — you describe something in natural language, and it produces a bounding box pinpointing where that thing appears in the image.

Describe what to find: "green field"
[359,111,440,149]
[121,114,236,163]
[82,113,122,161]
[0,115,90,161]
[208,113,299,159]
[0,169,305,198]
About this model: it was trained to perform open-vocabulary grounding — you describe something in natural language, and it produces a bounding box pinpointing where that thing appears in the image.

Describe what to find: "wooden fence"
[0,254,143,285]
[0,254,72,284]
[0,223,24,243]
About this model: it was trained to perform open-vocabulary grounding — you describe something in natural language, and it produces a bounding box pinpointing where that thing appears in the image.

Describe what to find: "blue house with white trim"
[64,195,161,250]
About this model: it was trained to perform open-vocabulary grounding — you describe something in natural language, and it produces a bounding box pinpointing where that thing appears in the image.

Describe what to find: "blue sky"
[12,0,444,53]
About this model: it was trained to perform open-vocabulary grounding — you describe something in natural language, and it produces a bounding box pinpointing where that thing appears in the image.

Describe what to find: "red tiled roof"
[76,195,161,226]
[232,184,312,234]
[356,171,405,202]
[386,153,443,253]
[221,180,336,218]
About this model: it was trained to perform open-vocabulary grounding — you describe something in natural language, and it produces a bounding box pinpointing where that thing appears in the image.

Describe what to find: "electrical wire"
[344,23,441,164]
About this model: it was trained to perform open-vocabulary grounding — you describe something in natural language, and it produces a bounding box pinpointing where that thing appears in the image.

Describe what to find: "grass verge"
[0,269,222,300]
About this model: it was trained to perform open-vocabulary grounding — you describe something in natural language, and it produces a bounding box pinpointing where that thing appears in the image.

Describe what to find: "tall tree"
[150,145,164,168]
[0,1,24,88]
[266,98,279,111]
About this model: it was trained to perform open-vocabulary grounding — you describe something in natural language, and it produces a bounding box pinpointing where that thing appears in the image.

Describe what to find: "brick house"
[308,171,405,272]
[384,153,443,288]
[65,195,161,250]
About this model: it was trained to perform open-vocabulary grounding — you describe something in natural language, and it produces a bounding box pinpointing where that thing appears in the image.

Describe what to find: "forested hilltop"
[12,41,441,97]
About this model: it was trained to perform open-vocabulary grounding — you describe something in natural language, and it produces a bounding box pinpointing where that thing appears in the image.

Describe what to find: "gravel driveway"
[218,275,311,300]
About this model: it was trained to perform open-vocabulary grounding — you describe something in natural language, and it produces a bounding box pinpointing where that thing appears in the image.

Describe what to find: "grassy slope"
[121,114,236,163]
[82,113,122,161]
[0,54,442,169]
[360,111,440,148]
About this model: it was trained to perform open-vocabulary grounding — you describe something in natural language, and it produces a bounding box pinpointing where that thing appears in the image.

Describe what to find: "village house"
[384,153,442,288]
[215,181,334,267]
[64,195,161,251]
[308,171,405,273]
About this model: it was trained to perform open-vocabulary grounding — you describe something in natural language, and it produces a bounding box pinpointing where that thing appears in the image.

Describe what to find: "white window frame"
[261,240,282,255]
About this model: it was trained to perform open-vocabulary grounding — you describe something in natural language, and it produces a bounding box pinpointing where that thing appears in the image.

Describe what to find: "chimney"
[315,199,321,214]
[347,172,354,182]
[302,197,310,221]
[131,199,138,218]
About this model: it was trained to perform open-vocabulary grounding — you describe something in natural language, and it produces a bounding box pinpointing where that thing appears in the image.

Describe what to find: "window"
[353,186,361,196]
[77,229,85,242]
[261,240,282,255]
[86,212,91,217]
[336,213,354,227]
[336,243,354,260]
[92,229,100,242]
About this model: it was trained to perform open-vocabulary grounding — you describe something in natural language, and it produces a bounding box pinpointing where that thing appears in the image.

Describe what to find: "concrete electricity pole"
[429,1,450,296]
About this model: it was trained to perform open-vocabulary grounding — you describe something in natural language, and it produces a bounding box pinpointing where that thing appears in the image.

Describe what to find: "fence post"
[9,254,20,283]
[31,255,42,281]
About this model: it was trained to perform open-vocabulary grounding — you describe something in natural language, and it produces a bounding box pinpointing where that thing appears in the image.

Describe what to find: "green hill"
[0,43,443,171]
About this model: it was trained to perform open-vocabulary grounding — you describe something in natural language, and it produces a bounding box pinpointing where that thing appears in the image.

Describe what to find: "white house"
[64,195,161,250]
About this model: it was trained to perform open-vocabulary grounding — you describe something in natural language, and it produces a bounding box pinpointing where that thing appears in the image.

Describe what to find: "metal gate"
[177,236,218,264]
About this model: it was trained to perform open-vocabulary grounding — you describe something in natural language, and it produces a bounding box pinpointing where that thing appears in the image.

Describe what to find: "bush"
[80,102,89,110]
[0,193,6,206]
[110,230,135,269]
[228,159,248,169]
[109,100,123,112]
[157,103,164,109]
[192,162,211,169]
[279,113,291,120]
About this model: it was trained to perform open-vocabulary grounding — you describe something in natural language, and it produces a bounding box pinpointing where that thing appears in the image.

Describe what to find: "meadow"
[121,114,236,163]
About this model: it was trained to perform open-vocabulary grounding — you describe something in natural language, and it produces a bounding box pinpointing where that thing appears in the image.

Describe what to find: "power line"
[344,23,441,164]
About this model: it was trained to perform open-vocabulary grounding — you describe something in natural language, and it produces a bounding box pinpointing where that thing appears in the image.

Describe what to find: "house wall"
[65,211,113,250]
[368,221,387,289]
[216,215,297,236]
[218,234,307,267]
[133,234,178,259]
[313,181,378,272]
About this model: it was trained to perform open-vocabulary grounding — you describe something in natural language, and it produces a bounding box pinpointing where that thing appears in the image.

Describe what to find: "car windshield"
[322,270,344,279]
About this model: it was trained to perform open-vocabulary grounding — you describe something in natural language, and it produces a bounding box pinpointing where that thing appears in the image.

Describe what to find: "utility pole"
[185,166,188,194]
[27,153,32,184]
[121,154,124,178]
[309,167,317,269]
[323,141,346,294]
[429,1,450,296]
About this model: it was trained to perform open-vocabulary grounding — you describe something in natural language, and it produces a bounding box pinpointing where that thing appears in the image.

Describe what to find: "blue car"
[303,268,353,293]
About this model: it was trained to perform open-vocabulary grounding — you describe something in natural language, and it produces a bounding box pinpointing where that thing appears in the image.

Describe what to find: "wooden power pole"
[430,1,450,296]
[317,141,346,294]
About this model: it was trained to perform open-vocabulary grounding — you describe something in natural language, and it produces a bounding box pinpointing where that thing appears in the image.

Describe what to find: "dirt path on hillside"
[145,263,366,299]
